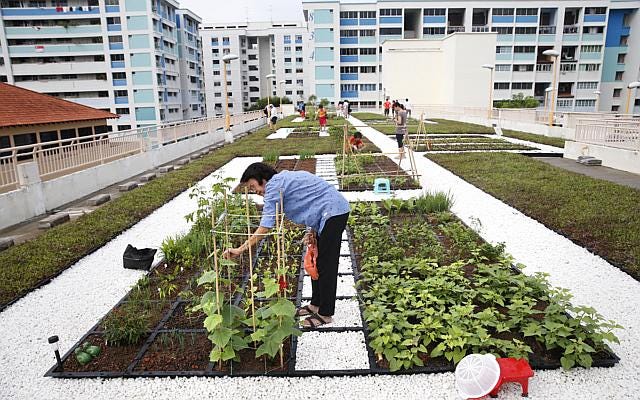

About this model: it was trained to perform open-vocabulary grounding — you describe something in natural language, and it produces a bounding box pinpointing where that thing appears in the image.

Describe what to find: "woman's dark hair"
[318,104,324,109]
[353,131,363,139]
[399,104,406,110]
[240,162,278,184]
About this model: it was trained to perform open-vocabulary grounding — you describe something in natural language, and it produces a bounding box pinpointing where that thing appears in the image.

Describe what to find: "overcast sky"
[178,0,304,23]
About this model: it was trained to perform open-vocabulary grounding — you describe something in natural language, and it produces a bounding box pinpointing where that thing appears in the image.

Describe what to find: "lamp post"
[265,73,275,110]
[543,49,560,126]
[48,335,63,371]
[278,79,286,116]
[544,87,553,112]
[625,81,640,114]
[593,90,601,112]
[222,53,239,132]
[481,64,494,119]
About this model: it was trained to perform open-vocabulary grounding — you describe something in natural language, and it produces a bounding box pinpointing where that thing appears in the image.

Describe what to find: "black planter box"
[123,245,157,271]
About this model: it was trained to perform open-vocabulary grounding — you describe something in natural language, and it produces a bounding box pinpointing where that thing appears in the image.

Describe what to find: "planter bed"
[417,143,538,152]
[335,154,421,191]
[370,119,494,135]
[348,199,620,373]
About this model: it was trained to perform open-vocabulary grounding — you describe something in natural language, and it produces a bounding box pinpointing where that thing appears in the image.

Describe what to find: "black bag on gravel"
[123,245,157,271]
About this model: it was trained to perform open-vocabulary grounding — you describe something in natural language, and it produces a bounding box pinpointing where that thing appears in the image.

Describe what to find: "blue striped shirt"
[259,171,350,233]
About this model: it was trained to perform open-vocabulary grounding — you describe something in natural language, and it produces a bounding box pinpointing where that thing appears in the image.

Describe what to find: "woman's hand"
[303,230,316,246]
[223,247,243,259]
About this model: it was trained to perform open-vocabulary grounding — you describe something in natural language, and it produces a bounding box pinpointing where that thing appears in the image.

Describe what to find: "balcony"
[359,36,377,45]
[115,96,129,104]
[18,79,109,92]
[515,15,538,23]
[538,34,556,43]
[497,34,513,42]
[340,37,358,45]
[9,43,104,55]
[340,73,358,81]
[472,26,489,32]
[379,16,402,24]
[560,63,577,72]
[340,18,358,26]
[447,26,465,33]
[295,38,303,44]
[340,55,358,62]
[11,61,105,75]
[496,53,513,61]
[584,14,606,23]
[580,52,601,61]
[223,40,230,46]
[513,52,536,61]
[563,34,580,42]
[106,5,120,13]
[514,34,536,43]
[341,90,358,98]
[359,18,376,26]
[492,16,514,23]
[113,79,127,86]
[359,55,377,63]
[111,61,125,68]
[4,25,102,37]
[535,63,553,72]
[423,16,446,24]
[1,6,100,17]
[107,24,122,32]
[582,33,604,42]
[109,42,124,50]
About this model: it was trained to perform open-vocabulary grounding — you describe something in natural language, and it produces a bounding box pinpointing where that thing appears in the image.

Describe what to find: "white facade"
[0,0,205,130]
[382,33,497,108]
[200,21,311,115]
[302,0,640,113]
[176,9,205,120]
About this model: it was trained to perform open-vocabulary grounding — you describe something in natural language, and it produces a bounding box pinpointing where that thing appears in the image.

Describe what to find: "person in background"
[343,100,350,118]
[316,104,328,133]
[394,102,408,161]
[405,98,413,119]
[337,101,344,118]
[269,104,278,132]
[349,131,365,152]
[224,163,350,328]
[383,98,391,118]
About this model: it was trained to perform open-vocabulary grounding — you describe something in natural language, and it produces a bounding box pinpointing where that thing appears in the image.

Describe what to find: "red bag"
[304,243,319,280]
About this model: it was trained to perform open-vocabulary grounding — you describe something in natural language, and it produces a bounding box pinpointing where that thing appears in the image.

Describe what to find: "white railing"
[0,111,264,193]
[575,120,640,151]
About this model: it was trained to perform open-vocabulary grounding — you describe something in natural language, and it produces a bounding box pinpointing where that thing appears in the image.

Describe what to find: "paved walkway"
[534,157,640,190]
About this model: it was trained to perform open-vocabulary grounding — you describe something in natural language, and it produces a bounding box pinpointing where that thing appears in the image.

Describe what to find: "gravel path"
[2,119,637,399]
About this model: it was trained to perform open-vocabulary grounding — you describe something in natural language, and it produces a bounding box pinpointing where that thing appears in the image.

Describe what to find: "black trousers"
[311,212,349,316]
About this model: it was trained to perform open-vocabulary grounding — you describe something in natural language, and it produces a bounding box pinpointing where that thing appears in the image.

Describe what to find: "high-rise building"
[176,9,205,120]
[200,21,310,115]
[0,0,205,131]
[302,0,640,113]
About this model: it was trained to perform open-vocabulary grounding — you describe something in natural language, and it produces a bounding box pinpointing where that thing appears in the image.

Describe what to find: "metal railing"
[0,111,263,194]
[575,119,640,151]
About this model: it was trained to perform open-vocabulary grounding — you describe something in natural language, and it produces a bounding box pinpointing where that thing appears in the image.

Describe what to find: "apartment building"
[302,0,640,113]
[176,9,205,120]
[200,21,310,115]
[0,0,205,131]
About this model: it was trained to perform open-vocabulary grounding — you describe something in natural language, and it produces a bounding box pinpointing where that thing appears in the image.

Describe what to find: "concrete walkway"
[534,157,640,191]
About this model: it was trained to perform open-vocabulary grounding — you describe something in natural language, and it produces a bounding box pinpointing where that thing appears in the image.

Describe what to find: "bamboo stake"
[211,211,221,316]
[341,124,347,190]
[279,190,287,294]
[245,187,257,334]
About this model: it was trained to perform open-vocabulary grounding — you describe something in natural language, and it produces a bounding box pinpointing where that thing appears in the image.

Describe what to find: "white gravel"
[300,299,363,329]
[266,127,295,139]
[295,331,370,370]
[338,256,354,274]
[340,241,351,255]
[302,275,357,299]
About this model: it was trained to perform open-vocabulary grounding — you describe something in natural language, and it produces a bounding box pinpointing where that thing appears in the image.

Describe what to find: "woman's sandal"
[303,313,331,328]
[295,305,315,317]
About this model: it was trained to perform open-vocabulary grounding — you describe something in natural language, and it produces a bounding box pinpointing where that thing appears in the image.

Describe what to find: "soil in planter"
[338,155,420,191]
[231,338,292,374]
[234,159,317,193]
[61,334,147,373]
[163,302,206,330]
[134,333,211,372]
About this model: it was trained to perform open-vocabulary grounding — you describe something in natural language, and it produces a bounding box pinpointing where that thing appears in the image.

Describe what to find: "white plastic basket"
[455,353,501,399]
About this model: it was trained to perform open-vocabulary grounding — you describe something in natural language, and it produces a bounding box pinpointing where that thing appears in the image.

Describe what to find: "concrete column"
[16,161,46,217]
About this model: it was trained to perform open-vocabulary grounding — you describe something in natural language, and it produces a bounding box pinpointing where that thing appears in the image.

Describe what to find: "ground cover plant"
[52,178,305,375]
[501,130,567,148]
[370,119,494,135]
[0,117,366,310]
[426,152,640,280]
[349,198,621,372]
[335,153,421,191]
[416,142,537,152]
[351,112,388,121]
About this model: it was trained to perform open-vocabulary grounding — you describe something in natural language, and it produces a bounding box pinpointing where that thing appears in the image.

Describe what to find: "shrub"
[103,303,150,346]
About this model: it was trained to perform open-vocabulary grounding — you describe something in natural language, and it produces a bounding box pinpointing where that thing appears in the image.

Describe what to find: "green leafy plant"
[102,302,150,346]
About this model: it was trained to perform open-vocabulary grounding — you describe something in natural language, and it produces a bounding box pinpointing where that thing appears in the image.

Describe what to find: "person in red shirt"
[383,98,391,118]
[316,104,327,132]
[349,131,365,152]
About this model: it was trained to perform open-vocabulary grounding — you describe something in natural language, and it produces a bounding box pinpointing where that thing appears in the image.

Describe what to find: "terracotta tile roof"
[0,83,118,129]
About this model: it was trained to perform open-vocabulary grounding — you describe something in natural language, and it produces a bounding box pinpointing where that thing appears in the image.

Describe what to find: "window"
[340,11,358,19]
[360,29,375,37]
[359,48,376,55]
[620,35,629,46]
[112,72,126,79]
[585,7,607,15]
[496,46,512,54]
[493,8,514,16]
[213,82,221,87]
[423,9,445,16]
[495,64,511,71]
[380,9,401,16]
[283,46,291,52]
[617,53,626,64]
[110,54,124,61]
[581,45,602,53]
[360,84,377,91]
[285,90,292,95]
[379,27,401,35]
[579,63,600,71]
[285,68,292,73]
[512,82,533,90]
[577,82,598,90]
[116,107,130,114]
[340,29,358,37]
[296,79,303,86]
[295,57,303,63]
[340,48,358,55]
[341,66,358,73]
[513,64,534,72]
[340,84,358,91]
[492,27,513,34]
[296,68,303,73]
[424,27,446,35]
[285,79,292,84]
[360,66,376,73]
[557,99,573,107]
[211,38,218,45]
[516,8,537,16]
[514,46,535,53]
[284,35,291,42]
[296,35,302,42]
[284,57,291,62]
[623,13,632,27]
[515,27,536,34]
[615,71,624,81]
[611,105,619,112]
[613,88,622,98]
[295,46,302,51]
[360,11,376,19]
[576,99,596,107]
[114,90,128,97]
[494,82,510,90]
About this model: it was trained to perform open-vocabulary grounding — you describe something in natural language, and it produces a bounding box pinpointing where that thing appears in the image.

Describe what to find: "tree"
[245,96,292,112]
[307,95,317,105]
[495,93,539,109]
[319,98,330,107]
